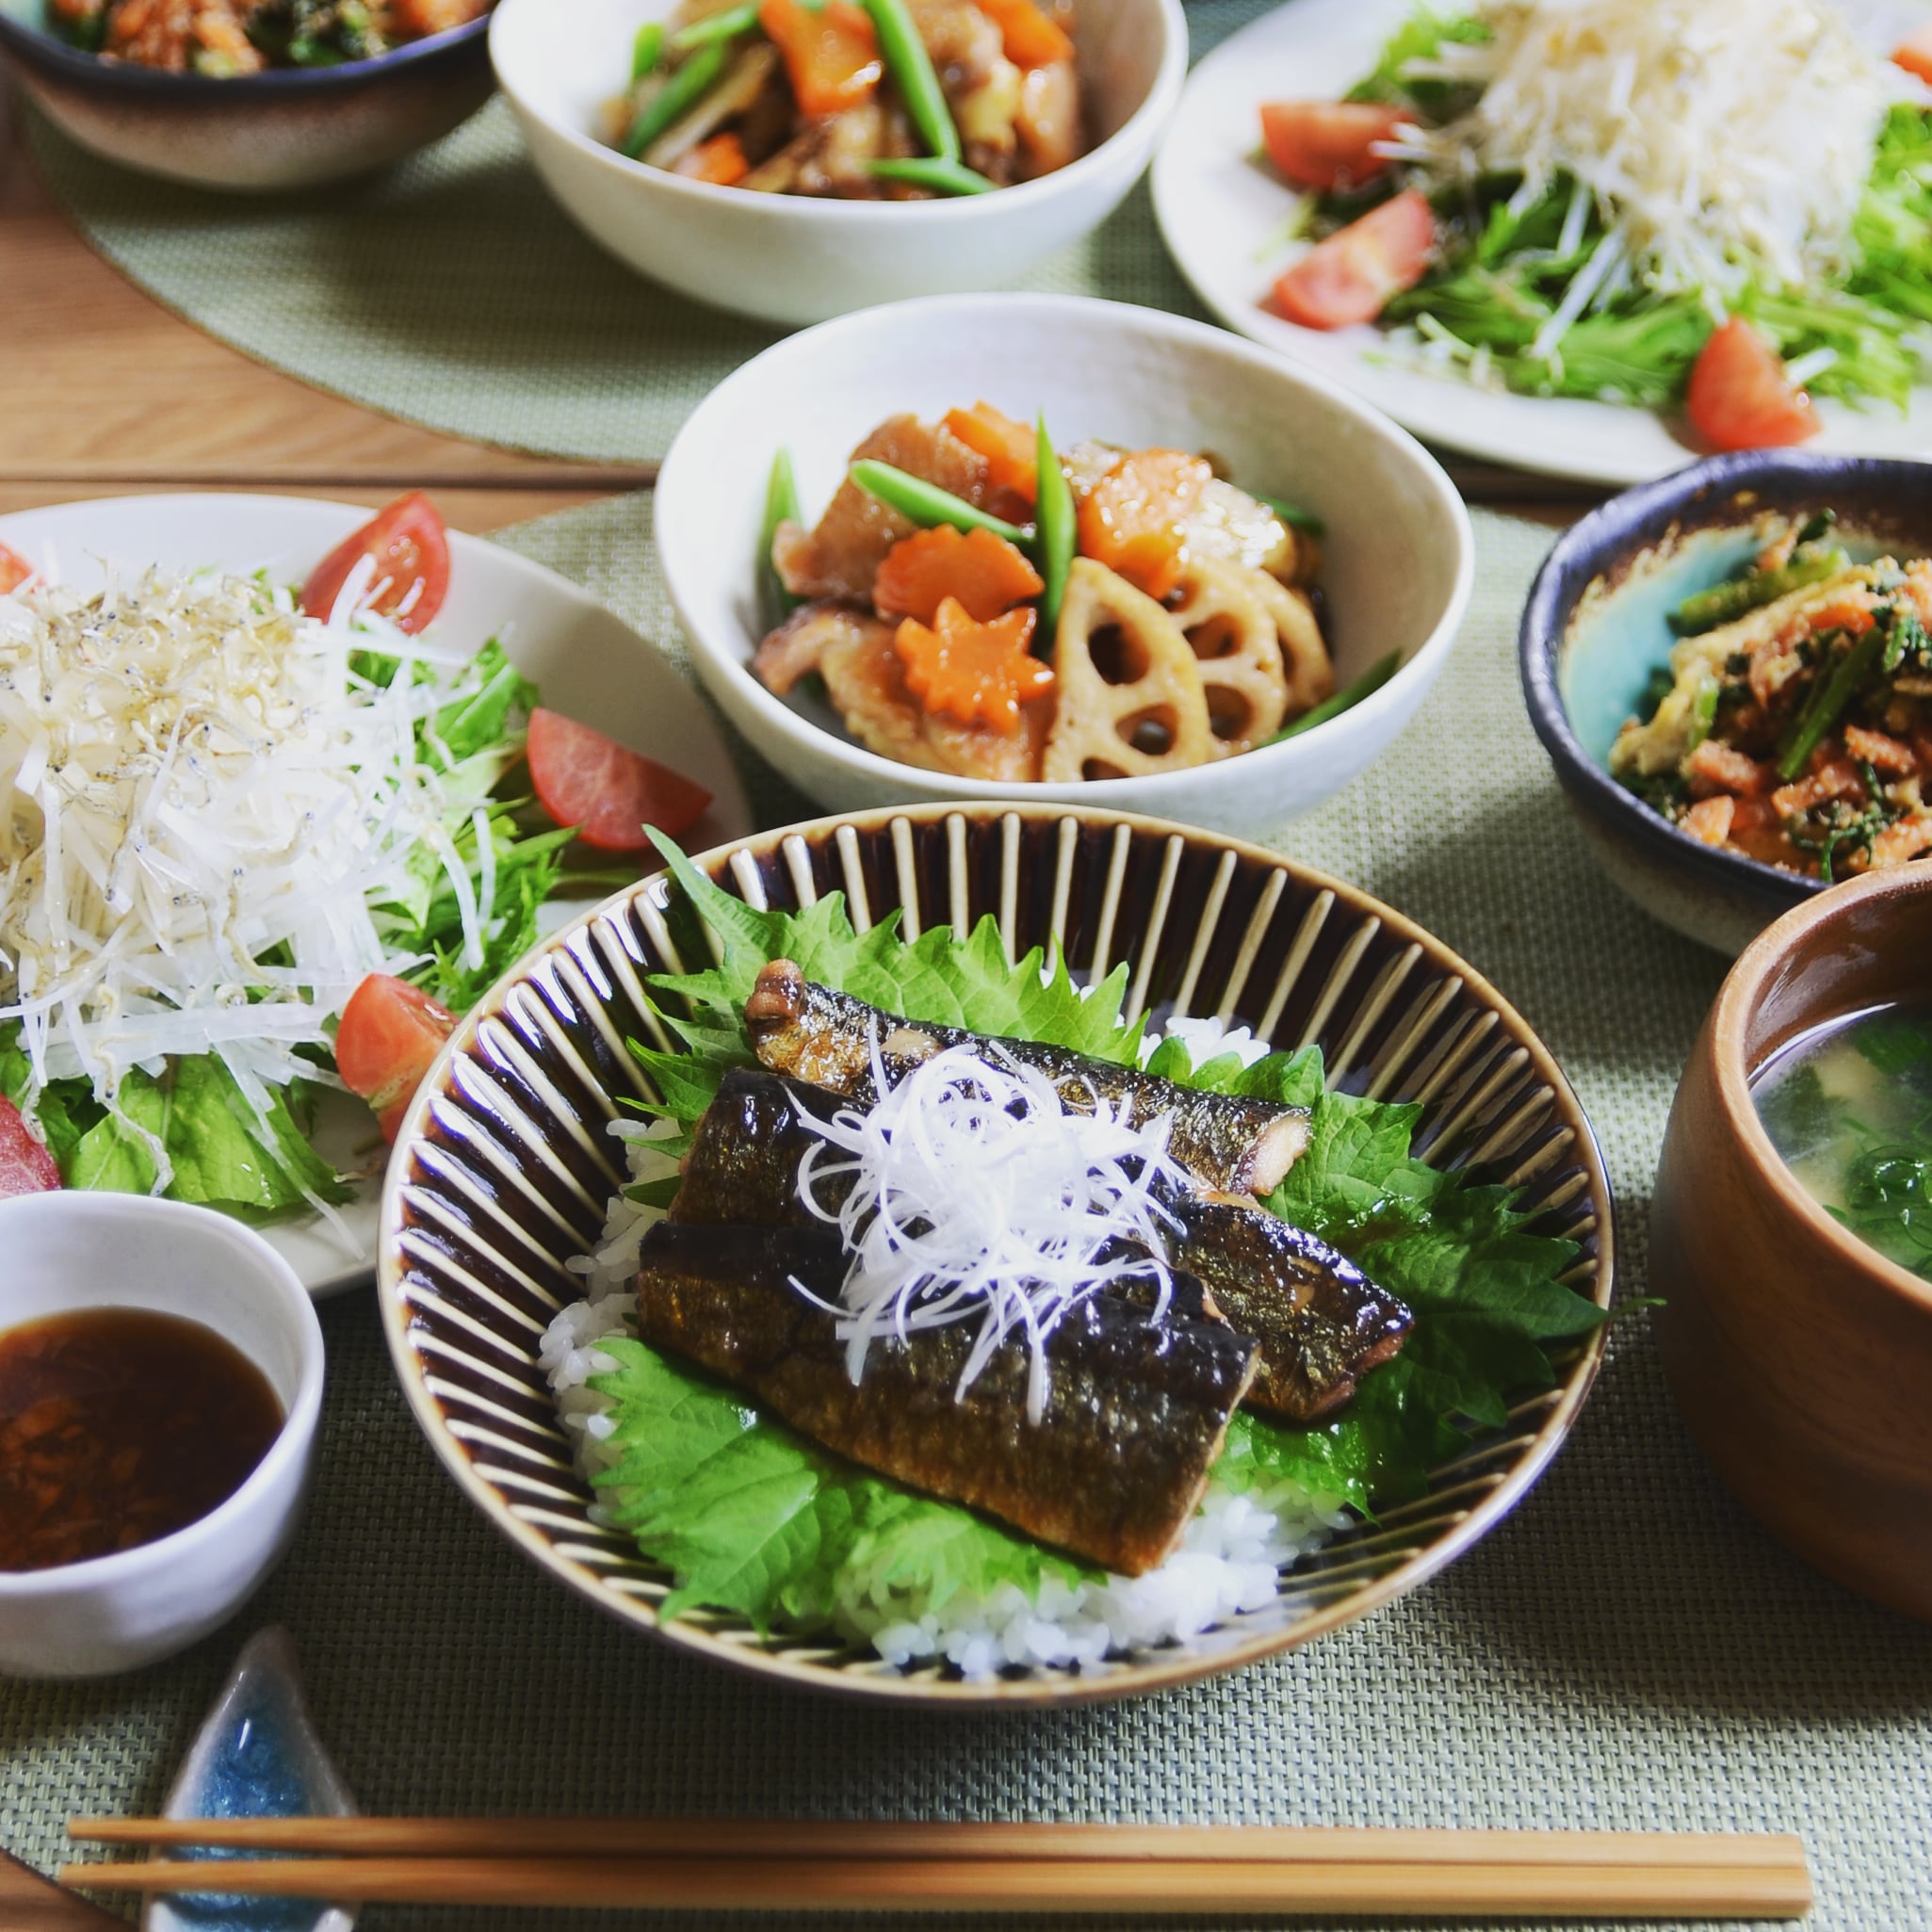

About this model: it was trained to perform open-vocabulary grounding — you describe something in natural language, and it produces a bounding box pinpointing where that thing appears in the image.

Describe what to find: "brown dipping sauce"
[0,1307,284,1572]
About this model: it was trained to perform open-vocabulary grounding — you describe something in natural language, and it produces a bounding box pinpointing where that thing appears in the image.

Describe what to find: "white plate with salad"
[0,492,750,1295]
[1152,0,1932,485]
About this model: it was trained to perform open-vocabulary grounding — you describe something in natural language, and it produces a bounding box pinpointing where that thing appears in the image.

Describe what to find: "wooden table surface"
[0,85,653,533]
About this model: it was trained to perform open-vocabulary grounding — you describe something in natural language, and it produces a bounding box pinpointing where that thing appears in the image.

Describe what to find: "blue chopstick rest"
[144,1626,357,1932]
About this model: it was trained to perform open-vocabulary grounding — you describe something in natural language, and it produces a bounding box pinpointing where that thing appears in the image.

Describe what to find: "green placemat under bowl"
[15,3,1277,466]
[4,496,1929,1932]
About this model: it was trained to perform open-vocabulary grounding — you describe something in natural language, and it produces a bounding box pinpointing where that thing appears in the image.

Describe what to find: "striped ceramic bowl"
[378,806,1615,1706]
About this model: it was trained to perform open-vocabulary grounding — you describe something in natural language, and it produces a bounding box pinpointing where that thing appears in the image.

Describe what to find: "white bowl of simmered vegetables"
[656,293,1473,836]
[488,0,1185,324]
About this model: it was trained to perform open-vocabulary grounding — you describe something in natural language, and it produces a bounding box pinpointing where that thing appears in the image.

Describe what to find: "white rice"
[541,1038,1349,1680]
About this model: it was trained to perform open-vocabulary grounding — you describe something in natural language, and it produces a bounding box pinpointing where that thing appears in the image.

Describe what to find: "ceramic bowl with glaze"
[1519,452,1932,957]
[0,0,493,191]
[378,804,1613,1706]
[489,0,1186,326]
[1651,863,1932,1621]
[658,294,1474,838]
[0,1193,324,1679]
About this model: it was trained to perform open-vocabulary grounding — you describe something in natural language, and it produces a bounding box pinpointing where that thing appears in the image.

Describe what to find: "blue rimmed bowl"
[0,0,493,190]
[1519,451,1932,958]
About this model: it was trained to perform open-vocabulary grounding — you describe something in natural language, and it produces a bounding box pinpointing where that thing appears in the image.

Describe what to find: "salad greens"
[584,836,1610,1632]
[1328,11,1932,411]
[0,637,569,1210]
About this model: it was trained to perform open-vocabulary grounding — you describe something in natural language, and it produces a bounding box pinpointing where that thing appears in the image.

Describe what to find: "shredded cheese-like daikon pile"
[1391,0,1895,301]
[0,562,493,1161]
[794,1044,1189,1423]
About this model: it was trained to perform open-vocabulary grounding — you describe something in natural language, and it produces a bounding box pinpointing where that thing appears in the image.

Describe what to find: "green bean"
[1265,650,1403,744]
[1669,546,1846,635]
[761,446,804,625]
[671,2,762,50]
[866,156,997,196]
[1253,491,1326,538]
[850,461,1033,547]
[622,41,729,159]
[862,0,959,162]
[1034,417,1076,637]
[1775,625,1886,781]
[630,20,665,81]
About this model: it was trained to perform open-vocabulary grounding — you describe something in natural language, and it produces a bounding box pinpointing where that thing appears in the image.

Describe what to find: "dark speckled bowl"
[1520,451,1932,958]
[0,0,493,190]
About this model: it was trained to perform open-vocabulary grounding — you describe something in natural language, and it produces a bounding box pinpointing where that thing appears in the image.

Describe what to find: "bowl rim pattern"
[378,803,1615,1706]
[488,0,1188,225]
[1519,449,1932,909]
[0,6,490,95]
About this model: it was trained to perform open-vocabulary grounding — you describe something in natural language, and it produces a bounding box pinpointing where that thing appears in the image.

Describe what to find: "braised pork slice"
[771,415,992,607]
[753,603,1049,782]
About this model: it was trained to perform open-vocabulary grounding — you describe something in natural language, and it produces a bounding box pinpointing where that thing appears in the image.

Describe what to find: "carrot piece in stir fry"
[893,598,1052,734]
[1077,450,1213,601]
[944,403,1041,504]
[874,526,1045,625]
[674,133,752,185]
[758,0,883,117]
[976,0,1075,68]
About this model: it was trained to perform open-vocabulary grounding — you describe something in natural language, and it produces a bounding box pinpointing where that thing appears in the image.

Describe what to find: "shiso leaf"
[589,1337,1085,1632]
[587,843,1610,1622]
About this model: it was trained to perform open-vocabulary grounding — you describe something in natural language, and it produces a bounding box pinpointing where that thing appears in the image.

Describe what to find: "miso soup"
[1753,1002,1932,1284]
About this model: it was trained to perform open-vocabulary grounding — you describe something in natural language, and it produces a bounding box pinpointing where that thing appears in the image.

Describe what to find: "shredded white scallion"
[1387,0,1906,302]
[789,1042,1193,1424]
[0,563,499,1154]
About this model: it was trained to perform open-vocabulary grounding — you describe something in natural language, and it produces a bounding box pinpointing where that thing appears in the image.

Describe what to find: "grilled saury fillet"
[633,1221,1259,1577]
[1166,1197,1412,1422]
[672,1070,1407,1418]
[744,961,1312,1196]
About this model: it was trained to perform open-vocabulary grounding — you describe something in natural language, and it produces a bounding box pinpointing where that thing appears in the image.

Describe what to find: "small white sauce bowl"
[489,0,1187,326]
[0,1193,324,1680]
[657,292,1475,836]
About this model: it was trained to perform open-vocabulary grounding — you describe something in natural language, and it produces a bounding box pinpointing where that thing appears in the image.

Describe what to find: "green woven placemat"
[18,3,1275,465]
[4,497,1928,1932]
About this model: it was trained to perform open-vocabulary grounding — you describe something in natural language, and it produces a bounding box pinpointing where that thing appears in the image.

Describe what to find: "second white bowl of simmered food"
[656,293,1474,835]
[489,0,1186,325]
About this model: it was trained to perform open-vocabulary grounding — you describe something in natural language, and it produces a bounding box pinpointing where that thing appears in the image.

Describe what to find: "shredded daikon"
[1388,0,1899,305]
[0,563,501,1153]
[792,1043,1191,1424]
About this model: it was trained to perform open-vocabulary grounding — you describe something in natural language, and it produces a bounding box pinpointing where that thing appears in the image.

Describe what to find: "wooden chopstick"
[57,1852,1814,1918]
[67,1819,1805,1871]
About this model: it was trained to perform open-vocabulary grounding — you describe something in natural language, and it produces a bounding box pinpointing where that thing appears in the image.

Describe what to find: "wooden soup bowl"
[1652,863,1932,1618]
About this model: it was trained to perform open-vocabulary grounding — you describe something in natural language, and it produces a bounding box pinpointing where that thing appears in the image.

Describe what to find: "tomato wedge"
[1894,25,1932,84]
[1273,189,1434,330]
[0,543,34,595]
[526,707,712,852]
[1686,318,1820,452]
[0,1096,62,1199]
[336,975,458,1144]
[1260,101,1405,192]
[300,491,451,635]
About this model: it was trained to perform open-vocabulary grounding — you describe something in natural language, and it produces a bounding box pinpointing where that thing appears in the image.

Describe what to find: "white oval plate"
[0,493,752,1296]
[1153,0,1932,486]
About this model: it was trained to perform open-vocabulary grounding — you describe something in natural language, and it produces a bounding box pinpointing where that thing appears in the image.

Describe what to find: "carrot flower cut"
[893,597,1052,734]
[759,0,883,117]
[874,526,1045,625]
[1076,449,1213,601]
